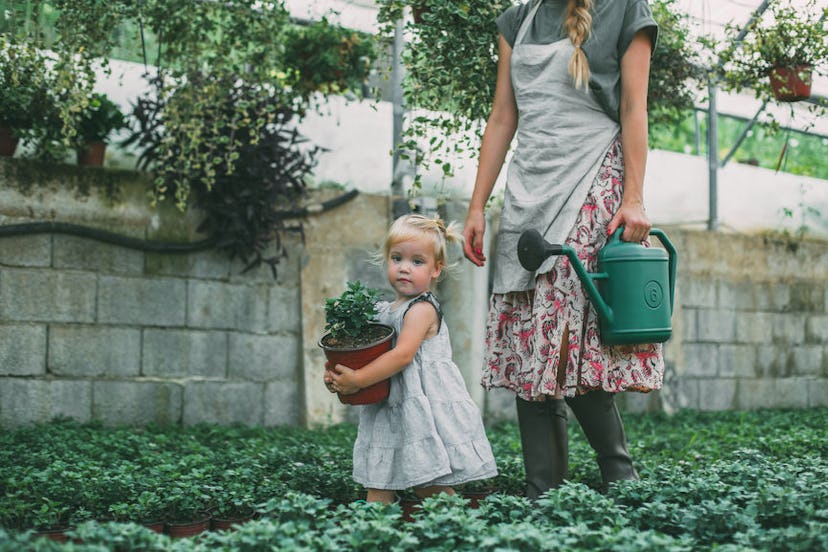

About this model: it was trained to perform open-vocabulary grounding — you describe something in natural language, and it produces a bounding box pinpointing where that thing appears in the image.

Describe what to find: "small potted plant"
[0,38,54,157]
[721,0,828,102]
[75,92,127,166]
[318,281,394,405]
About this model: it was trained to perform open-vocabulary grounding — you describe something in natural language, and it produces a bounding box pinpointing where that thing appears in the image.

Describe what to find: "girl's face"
[387,237,442,299]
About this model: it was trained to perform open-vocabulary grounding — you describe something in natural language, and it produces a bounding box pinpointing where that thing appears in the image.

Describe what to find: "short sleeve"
[618,0,659,59]
[497,3,529,48]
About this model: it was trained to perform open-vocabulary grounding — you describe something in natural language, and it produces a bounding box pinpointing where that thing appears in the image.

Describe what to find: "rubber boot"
[515,396,569,500]
[565,390,638,487]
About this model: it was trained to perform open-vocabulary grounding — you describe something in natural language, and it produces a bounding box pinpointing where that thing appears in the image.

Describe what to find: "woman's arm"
[328,302,437,394]
[607,29,653,243]
[463,34,519,267]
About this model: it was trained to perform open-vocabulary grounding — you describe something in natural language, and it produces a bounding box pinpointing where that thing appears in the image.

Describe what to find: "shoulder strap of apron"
[515,0,544,46]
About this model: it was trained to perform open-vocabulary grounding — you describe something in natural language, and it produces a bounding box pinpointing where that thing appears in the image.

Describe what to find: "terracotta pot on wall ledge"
[0,126,19,157]
[76,140,107,166]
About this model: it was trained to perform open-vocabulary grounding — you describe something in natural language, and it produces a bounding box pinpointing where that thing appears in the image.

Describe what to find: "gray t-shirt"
[497,0,658,122]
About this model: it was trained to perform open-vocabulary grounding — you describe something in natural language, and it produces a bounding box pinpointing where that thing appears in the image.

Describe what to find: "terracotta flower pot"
[768,64,812,102]
[165,514,211,538]
[211,515,251,532]
[142,520,165,533]
[0,127,18,157]
[76,140,107,166]
[319,323,394,405]
[31,527,71,543]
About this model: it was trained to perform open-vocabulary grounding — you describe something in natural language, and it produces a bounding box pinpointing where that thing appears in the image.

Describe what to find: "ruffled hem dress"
[483,0,665,401]
[352,292,498,490]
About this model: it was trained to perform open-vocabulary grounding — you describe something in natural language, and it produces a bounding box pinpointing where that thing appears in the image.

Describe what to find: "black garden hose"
[0,189,359,253]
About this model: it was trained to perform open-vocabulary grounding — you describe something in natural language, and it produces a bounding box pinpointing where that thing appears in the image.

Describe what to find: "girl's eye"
[390,255,401,262]
[413,259,424,265]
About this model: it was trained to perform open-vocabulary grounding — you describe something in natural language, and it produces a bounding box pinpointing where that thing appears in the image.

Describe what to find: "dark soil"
[321,324,392,349]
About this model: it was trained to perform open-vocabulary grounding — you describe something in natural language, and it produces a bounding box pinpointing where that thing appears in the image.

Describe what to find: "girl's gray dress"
[352,292,498,490]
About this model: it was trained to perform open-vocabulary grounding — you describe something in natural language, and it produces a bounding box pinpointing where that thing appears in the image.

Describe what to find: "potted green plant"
[0,38,54,157]
[721,0,828,102]
[318,281,394,405]
[75,92,127,166]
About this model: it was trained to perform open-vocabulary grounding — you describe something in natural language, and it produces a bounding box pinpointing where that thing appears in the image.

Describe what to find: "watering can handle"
[649,229,677,316]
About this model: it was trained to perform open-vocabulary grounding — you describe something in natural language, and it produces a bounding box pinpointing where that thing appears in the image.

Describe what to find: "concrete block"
[267,286,301,334]
[0,378,91,427]
[680,308,698,342]
[697,309,736,343]
[697,378,737,411]
[0,323,46,375]
[142,329,227,378]
[790,345,823,376]
[0,235,51,267]
[717,280,755,311]
[666,376,699,410]
[807,378,828,407]
[772,314,806,344]
[805,315,828,343]
[682,344,718,376]
[483,387,518,423]
[718,344,757,377]
[263,381,301,426]
[737,378,809,410]
[92,380,182,426]
[98,276,187,326]
[735,311,774,344]
[145,249,232,280]
[755,282,791,312]
[187,280,268,332]
[755,345,792,378]
[182,381,264,425]
[1,270,96,322]
[49,325,141,377]
[616,391,661,413]
[680,278,717,309]
[53,235,144,274]
[789,283,825,313]
[228,333,299,382]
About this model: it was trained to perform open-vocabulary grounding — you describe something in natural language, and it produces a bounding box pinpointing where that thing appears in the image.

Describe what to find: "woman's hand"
[463,208,487,266]
[329,364,361,395]
[607,198,651,243]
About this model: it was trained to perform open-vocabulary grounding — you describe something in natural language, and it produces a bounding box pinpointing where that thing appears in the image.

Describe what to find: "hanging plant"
[718,0,828,104]
[375,0,702,193]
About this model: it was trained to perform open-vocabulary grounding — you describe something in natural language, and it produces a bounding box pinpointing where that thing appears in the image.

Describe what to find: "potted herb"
[318,281,394,405]
[721,0,828,102]
[75,92,127,166]
[0,38,55,157]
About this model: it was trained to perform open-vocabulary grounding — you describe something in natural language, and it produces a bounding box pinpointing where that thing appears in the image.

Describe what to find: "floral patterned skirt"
[482,138,664,400]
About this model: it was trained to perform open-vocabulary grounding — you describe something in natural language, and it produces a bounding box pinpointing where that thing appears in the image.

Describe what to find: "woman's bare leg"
[366,489,397,504]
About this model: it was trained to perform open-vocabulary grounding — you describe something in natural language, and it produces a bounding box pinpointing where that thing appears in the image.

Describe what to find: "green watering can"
[517,227,677,345]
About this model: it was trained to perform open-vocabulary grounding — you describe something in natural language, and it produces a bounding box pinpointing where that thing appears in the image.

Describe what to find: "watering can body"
[517,227,677,345]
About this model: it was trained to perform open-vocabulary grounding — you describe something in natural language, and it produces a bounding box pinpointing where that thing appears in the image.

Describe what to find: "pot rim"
[318,323,394,352]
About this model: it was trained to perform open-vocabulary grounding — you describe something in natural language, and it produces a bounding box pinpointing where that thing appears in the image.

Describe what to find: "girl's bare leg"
[413,485,455,499]
[366,489,396,504]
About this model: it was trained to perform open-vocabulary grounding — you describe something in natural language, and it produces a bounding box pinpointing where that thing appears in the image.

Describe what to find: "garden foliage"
[0,409,826,550]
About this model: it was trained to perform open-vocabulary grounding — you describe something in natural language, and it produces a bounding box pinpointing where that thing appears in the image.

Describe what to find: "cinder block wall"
[1,159,826,428]
[0,159,303,427]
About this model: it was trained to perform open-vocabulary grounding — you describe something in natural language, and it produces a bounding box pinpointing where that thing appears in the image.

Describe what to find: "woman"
[463,0,664,498]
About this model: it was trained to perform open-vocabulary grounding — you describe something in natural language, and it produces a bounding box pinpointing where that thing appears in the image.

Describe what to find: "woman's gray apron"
[492,0,620,294]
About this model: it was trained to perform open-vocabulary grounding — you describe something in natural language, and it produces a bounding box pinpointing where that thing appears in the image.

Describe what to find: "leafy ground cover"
[1,408,826,550]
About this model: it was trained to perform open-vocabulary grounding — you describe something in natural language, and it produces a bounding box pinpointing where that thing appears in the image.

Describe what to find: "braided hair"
[564,0,593,91]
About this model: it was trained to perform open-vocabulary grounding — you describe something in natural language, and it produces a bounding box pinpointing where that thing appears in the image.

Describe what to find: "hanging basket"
[0,127,18,157]
[768,64,812,102]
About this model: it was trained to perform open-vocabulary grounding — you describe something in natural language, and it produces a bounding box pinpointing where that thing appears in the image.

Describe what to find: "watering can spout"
[517,230,614,325]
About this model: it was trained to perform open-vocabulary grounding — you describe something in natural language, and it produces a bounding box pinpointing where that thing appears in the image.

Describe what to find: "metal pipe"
[707,82,719,232]
[390,16,406,198]
[721,101,767,168]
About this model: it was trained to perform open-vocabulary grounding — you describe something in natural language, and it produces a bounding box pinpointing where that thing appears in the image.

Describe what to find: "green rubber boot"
[515,396,569,500]
[565,390,638,487]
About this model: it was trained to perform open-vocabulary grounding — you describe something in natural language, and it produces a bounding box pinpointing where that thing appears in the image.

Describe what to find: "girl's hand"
[463,208,487,266]
[330,363,361,395]
[607,199,651,243]
[323,365,337,394]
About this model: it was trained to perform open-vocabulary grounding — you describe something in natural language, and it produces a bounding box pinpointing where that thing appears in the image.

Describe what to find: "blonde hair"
[565,0,593,91]
[384,214,463,276]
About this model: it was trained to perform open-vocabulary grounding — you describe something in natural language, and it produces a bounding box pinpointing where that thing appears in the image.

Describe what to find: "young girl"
[325,214,498,504]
